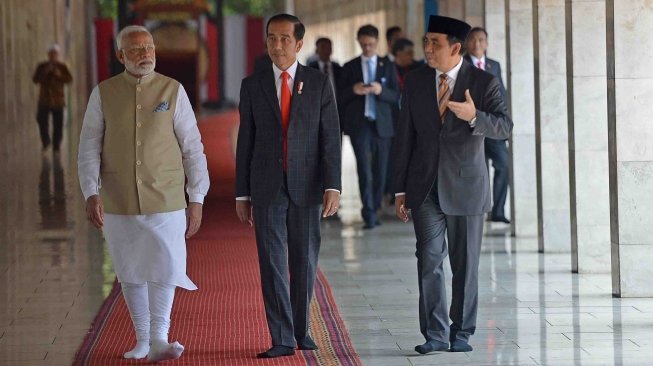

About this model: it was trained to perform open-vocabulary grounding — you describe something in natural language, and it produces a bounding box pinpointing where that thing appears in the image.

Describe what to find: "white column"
[464,0,485,26]
[485,0,508,84]
[566,0,611,273]
[609,0,653,297]
[508,0,538,238]
[535,0,571,252]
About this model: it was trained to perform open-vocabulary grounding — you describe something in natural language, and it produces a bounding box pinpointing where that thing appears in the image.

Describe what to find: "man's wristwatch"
[468,115,477,127]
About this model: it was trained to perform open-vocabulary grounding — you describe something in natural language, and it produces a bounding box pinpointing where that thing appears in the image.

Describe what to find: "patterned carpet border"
[73,280,122,366]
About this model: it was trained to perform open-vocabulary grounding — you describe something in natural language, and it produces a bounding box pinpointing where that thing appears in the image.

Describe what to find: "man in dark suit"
[393,15,512,354]
[465,27,510,224]
[308,37,342,130]
[235,13,341,359]
[339,24,399,229]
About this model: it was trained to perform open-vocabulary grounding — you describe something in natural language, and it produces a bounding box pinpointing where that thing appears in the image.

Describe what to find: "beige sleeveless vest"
[98,71,186,215]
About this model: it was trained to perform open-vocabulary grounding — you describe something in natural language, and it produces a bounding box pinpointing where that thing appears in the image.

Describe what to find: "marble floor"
[2,136,653,366]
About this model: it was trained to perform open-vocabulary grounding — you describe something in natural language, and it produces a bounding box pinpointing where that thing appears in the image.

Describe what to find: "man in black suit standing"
[339,24,399,229]
[235,13,341,359]
[464,27,510,224]
[393,15,512,354]
[308,37,342,130]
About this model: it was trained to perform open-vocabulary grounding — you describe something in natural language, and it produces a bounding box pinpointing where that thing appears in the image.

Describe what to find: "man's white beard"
[125,57,156,76]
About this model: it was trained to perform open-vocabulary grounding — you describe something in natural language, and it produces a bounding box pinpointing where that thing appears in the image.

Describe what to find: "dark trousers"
[485,138,509,219]
[36,106,64,150]
[350,119,391,226]
[252,178,322,347]
[411,186,484,344]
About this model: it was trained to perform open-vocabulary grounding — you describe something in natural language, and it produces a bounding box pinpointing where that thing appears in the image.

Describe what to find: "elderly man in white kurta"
[78,25,209,362]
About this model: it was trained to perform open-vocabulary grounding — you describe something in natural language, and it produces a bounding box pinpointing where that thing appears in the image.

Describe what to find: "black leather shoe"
[375,218,382,226]
[256,346,295,358]
[450,340,473,352]
[296,336,318,350]
[491,216,511,224]
[414,340,449,354]
[363,222,375,230]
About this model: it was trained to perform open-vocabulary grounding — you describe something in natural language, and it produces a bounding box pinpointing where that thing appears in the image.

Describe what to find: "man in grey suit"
[235,13,341,359]
[393,15,512,354]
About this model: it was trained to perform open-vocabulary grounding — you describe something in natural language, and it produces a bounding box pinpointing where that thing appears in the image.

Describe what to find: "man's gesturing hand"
[447,89,477,122]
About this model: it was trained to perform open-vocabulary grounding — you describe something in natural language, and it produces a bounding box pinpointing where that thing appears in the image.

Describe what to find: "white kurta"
[78,77,209,290]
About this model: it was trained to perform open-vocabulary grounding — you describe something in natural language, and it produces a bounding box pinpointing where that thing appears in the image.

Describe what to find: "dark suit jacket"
[236,63,342,207]
[308,60,343,130]
[392,60,512,214]
[307,60,342,79]
[337,56,399,138]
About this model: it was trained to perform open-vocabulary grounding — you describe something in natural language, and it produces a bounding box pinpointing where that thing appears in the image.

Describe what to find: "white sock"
[123,340,150,359]
[147,339,184,362]
[121,282,150,359]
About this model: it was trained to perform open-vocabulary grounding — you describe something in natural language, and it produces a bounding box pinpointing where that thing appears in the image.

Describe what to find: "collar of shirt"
[122,70,156,85]
[436,56,464,88]
[469,55,486,69]
[318,60,330,72]
[361,54,378,65]
[272,59,298,100]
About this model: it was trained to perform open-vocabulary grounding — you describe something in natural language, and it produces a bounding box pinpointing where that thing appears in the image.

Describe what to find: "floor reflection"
[38,154,67,230]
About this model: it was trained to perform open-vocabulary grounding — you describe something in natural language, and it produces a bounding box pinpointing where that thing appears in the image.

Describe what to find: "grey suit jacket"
[392,61,512,215]
[236,63,342,207]
[464,55,507,103]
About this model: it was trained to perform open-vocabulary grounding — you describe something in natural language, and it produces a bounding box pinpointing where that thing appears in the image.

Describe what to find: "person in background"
[339,24,399,230]
[393,38,422,91]
[32,43,72,154]
[385,26,403,62]
[464,26,510,224]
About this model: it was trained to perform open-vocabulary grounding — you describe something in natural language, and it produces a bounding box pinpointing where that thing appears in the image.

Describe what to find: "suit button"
[136,141,142,146]
[136,160,142,165]
[278,159,283,163]
[137,104,142,110]
[137,179,142,184]
[137,122,142,127]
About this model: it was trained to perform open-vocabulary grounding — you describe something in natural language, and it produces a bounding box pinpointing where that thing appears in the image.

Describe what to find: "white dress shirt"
[469,55,486,70]
[78,80,209,204]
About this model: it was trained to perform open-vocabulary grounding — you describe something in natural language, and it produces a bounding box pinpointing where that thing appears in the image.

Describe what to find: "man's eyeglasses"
[123,44,155,55]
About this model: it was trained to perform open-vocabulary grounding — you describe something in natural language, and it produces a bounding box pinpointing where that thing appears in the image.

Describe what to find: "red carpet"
[74,111,361,365]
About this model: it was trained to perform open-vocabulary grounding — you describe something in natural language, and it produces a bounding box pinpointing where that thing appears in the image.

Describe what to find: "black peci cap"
[427,15,472,40]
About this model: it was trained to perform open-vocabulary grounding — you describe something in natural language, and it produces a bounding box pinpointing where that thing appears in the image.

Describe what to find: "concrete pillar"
[534,0,571,252]
[608,0,653,297]
[464,0,485,26]
[508,0,538,238]
[485,0,508,84]
[565,0,611,273]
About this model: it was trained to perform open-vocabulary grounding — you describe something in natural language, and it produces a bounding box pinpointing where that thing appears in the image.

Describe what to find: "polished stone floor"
[2,136,652,366]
